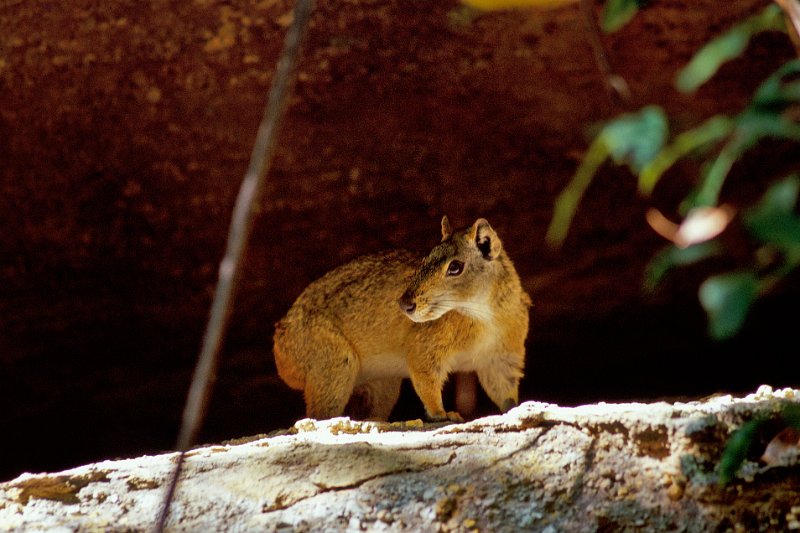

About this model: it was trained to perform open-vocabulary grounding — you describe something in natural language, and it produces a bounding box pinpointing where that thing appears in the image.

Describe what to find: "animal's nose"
[398,291,416,314]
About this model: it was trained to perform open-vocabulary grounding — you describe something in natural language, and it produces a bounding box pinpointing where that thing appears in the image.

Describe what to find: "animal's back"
[273,249,420,390]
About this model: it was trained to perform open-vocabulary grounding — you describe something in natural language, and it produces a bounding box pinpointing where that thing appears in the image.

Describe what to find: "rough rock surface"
[2,386,798,532]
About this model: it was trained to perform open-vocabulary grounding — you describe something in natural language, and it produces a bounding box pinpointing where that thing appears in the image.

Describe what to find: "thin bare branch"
[580,0,631,106]
[154,0,315,530]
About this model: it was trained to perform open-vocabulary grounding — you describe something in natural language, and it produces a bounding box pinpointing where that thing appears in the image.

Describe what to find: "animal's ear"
[441,215,453,242]
[472,218,502,259]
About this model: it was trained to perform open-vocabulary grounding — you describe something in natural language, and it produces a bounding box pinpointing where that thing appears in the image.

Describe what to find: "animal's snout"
[398,291,416,315]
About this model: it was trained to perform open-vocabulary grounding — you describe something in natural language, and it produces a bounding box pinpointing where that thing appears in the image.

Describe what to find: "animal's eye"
[446,260,464,276]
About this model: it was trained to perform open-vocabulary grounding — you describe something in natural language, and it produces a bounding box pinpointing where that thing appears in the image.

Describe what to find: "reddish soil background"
[1,0,798,480]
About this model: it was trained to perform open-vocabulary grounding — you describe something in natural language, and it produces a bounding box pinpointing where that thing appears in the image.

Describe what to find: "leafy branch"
[547,2,800,340]
[464,0,800,487]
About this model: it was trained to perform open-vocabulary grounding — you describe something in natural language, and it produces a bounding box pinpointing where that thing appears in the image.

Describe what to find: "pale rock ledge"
[2,386,799,532]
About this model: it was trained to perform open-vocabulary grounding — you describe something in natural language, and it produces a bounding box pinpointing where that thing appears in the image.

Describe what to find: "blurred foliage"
[470,0,800,487]
[676,4,786,92]
[546,106,667,246]
[718,418,762,486]
[719,403,800,485]
[461,0,800,485]
[547,2,800,340]
[601,0,648,32]
[698,271,760,340]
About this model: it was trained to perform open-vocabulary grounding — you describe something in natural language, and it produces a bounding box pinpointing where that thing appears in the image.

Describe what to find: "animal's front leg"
[408,363,463,423]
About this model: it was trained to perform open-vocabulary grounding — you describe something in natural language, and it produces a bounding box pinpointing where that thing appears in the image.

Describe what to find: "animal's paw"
[500,398,517,413]
[428,410,464,423]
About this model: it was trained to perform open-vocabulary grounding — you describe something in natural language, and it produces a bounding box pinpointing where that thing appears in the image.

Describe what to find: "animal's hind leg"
[346,378,403,421]
[303,330,360,420]
[476,352,524,413]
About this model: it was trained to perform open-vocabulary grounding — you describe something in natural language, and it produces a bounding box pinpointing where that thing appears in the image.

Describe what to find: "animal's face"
[398,217,502,323]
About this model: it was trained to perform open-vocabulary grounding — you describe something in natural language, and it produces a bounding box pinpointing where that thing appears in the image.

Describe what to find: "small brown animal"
[273,216,531,422]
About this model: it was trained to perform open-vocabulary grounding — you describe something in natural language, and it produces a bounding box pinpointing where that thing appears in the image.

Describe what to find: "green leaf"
[736,109,800,145]
[753,174,800,214]
[639,115,734,196]
[784,404,800,429]
[735,109,800,142]
[676,4,785,93]
[677,31,749,93]
[744,175,800,247]
[746,212,800,248]
[699,271,759,340]
[718,419,763,485]
[603,105,668,172]
[601,0,645,33]
[681,79,800,213]
[546,136,609,248]
[546,106,667,248]
[681,136,743,212]
[752,59,800,110]
[644,242,723,291]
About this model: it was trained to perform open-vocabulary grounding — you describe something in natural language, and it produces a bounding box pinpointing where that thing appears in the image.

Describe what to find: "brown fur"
[273,217,531,422]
